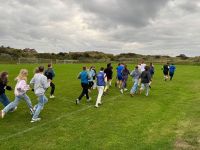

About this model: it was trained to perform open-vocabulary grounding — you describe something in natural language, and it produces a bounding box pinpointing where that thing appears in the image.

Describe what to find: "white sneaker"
[50,95,55,99]
[120,89,123,94]
[0,110,5,118]
[124,88,128,91]
[31,118,41,123]
[76,99,80,104]
[87,97,92,102]
[95,105,98,108]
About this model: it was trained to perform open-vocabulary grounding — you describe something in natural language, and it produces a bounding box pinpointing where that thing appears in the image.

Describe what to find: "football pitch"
[0,64,199,149]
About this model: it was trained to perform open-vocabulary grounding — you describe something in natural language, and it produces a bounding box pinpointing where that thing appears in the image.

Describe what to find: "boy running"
[104,63,113,93]
[95,67,107,108]
[139,66,151,96]
[44,64,55,98]
[169,64,176,80]
[120,65,130,94]
[76,67,91,104]
[162,63,169,81]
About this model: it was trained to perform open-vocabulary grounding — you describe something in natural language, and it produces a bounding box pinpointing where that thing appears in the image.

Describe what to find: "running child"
[76,67,91,104]
[1,69,33,118]
[0,72,14,109]
[44,64,55,98]
[120,65,130,94]
[116,63,124,89]
[104,63,113,93]
[95,67,107,108]
[130,66,141,96]
[139,66,151,96]
[169,64,176,80]
[162,63,169,81]
[88,66,96,91]
[30,66,50,123]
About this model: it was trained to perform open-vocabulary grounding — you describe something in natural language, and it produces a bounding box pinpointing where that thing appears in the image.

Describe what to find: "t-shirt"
[140,63,146,72]
[163,65,169,73]
[97,71,106,86]
[116,65,124,76]
[78,71,89,84]
[169,65,176,73]
[104,67,113,80]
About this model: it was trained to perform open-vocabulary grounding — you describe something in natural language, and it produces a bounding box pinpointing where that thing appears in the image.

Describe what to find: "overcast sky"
[0,0,200,56]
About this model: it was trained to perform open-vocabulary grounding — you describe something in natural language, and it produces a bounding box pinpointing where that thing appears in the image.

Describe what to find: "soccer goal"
[55,59,79,64]
[18,58,53,64]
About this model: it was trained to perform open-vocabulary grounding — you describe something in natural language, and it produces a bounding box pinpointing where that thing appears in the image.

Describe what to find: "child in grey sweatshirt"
[130,66,141,96]
[30,66,50,123]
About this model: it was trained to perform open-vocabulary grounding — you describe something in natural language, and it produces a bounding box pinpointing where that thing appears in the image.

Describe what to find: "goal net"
[18,58,53,64]
[56,59,79,64]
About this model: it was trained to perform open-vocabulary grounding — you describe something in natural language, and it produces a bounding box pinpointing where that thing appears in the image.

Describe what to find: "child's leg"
[95,86,104,106]
[145,84,150,96]
[50,82,55,96]
[23,94,33,109]
[0,94,10,107]
[3,96,21,114]
[139,84,145,94]
[32,95,47,119]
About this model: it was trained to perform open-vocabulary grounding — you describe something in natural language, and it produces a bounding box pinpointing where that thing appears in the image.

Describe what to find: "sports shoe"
[120,89,123,94]
[0,110,5,118]
[76,99,80,104]
[95,105,98,108]
[31,118,41,123]
[124,88,128,91]
[87,97,91,102]
[50,95,55,99]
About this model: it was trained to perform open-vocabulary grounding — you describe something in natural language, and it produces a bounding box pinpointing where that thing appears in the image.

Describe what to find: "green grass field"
[0,64,199,150]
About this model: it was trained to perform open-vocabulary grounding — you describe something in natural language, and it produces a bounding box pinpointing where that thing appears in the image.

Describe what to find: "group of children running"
[76,61,155,108]
[0,64,55,123]
[0,61,176,123]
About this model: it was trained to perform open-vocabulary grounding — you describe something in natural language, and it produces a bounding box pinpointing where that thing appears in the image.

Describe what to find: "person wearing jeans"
[30,66,50,123]
[2,94,33,116]
[130,66,141,96]
[95,67,107,108]
[1,69,33,119]
[32,95,48,120]
[0,72,13,107]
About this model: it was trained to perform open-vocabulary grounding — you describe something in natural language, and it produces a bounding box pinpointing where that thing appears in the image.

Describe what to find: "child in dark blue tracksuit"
[44,64,55,98]
[169,64,176,80]
[76,67,91,104]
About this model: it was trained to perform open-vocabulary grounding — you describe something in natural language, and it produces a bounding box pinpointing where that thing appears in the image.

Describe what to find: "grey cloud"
[73,0,170,28]
[179,0,200,13]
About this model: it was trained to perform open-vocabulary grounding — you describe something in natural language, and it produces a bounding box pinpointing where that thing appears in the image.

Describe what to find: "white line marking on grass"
[0,94,122,141]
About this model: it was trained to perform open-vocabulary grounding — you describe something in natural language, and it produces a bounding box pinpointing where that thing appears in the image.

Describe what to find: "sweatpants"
[95,86,104,106]
[50,82,55,96]
[78,83,89,100]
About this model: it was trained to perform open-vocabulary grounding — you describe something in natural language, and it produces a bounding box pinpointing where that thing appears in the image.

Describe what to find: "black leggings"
[50,82,55,95]
[169,72,174,80]
[78,83,89,100]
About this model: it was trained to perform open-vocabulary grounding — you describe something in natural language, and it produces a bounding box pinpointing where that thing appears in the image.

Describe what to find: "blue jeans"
[3,94,33,113]
[130,79,139,94]
[0,93,10,107]
[32,95,48,119]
